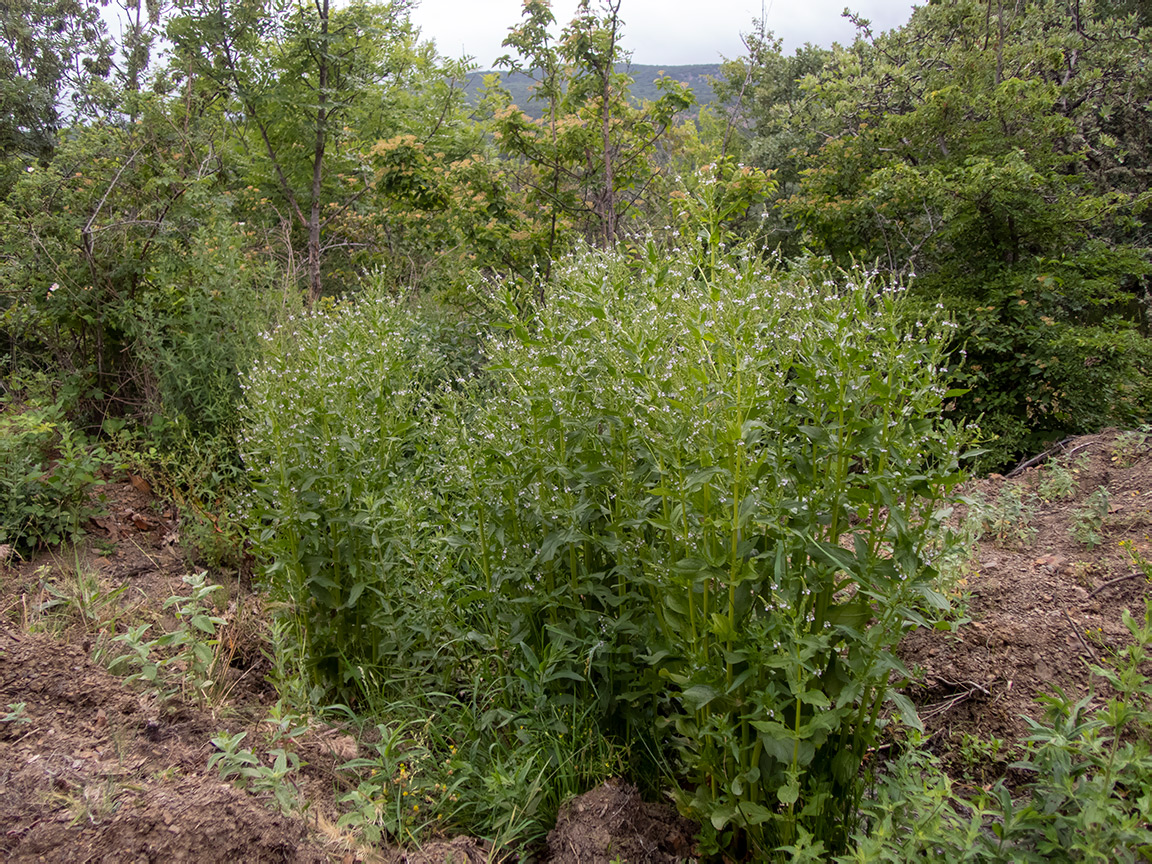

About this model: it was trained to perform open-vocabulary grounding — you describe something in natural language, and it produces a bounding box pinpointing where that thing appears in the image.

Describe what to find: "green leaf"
[681,684,722,711]
[798,425,829,445]
[917,583,951,611]
[710,802,737,831]
[685,466,725,491]
[708,612,738,643]
[752,719,797,763]
[345,581,366,608]
[888,691,924,732]
[777,779,799,806]
[737,800,775,826]
[824,599,871,631]
[809,540,858,574]
[798,689,831,709]
[832,748,860,784]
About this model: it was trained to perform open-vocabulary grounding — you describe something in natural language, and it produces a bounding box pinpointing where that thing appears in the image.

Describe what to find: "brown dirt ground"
[546,781,697,864]
[898,428,1152,790]
[1,428,1149,861]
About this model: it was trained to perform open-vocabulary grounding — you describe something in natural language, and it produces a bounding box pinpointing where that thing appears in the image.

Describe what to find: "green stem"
[727,438,741,691]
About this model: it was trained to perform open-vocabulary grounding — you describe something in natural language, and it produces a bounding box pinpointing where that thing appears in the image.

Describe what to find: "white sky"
[409,0,920,67]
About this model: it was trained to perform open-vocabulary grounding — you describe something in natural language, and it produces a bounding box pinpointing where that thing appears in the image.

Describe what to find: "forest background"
[2,0,1152,859]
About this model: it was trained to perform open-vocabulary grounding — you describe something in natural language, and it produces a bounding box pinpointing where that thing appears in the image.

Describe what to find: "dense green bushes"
[0,400,108,551]
[0,112,282,440]
[243,244,968,855]
[727,0,1152,466]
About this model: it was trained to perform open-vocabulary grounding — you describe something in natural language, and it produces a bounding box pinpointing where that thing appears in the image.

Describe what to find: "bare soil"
[1,429,1149,860]
[546,781,697,864]
[898,429,1152,789]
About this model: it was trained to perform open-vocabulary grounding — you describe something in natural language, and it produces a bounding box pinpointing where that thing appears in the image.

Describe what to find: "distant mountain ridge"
[461,63,721,117]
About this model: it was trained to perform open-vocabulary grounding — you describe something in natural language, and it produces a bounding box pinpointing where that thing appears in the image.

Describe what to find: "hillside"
[461,63,720,117]
[3,428,1150,860]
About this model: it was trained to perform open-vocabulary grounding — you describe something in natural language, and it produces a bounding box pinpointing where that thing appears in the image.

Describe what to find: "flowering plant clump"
[242,242,969,856]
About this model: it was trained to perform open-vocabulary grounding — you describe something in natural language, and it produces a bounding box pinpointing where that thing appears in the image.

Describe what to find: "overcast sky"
[409,0,920,67]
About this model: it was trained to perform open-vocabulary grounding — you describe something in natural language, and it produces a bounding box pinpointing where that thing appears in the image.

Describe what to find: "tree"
[0,0,113,164]
[364,57,547,295]
[488,0,694,257]
[169,0,418,301]
[711,28,829,255]
[746,0,1152,462]
[0,84,283,434]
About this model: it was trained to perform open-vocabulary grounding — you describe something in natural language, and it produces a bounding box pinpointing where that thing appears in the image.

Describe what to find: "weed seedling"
[109,571,228,708]
[1121,538,1152,582]
[1110,427,1150,467]
[1070,486,1111,549]
[957,731,1005,786]
[33,560,130,638]
[2,702,30,724]
[967,485,1038,547]
[208,727,304,815]
[1036,460,1077,502]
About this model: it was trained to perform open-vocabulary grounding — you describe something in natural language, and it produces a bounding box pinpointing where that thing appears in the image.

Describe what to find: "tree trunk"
[308,0,330,304]
[597,0,622,248]
[599,68,615,247]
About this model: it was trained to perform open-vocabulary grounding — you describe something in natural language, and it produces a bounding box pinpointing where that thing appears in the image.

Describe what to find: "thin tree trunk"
[600,70,614,247]
[597,0,622,248]
[995,0,1005,85]
[544,73,559,292]
[308,0,330,304]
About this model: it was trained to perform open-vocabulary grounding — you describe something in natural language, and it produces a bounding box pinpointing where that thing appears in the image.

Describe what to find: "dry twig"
[1063,609,1098,662]
[1088,571,1146,599]
[1007,436,1076,477]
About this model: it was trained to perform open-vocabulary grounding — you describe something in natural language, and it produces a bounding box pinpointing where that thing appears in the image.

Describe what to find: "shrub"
[1,112,280,440]
[0,401,108,551]
[243,244,968,855]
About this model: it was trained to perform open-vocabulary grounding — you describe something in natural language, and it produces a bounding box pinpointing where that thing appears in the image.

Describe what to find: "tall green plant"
[243,245,967,856]
[462,249,966,856]
[241,293,472,691]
